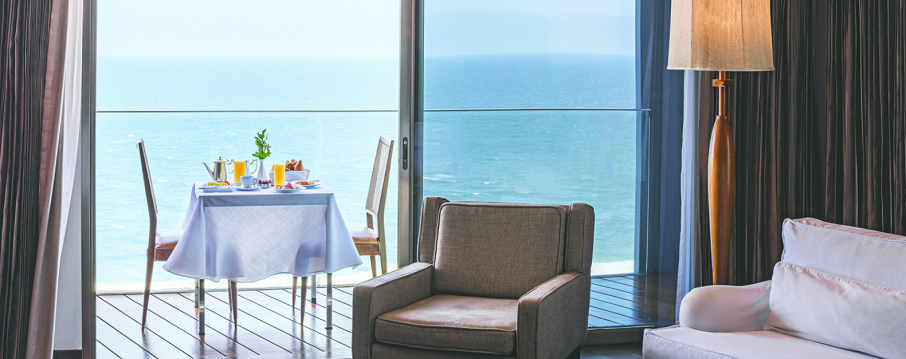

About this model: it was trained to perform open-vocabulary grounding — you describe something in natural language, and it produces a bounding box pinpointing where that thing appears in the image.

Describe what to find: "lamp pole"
[708,70,735,285]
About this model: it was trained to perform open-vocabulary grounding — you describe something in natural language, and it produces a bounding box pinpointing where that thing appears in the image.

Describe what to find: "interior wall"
[53,154,82,350]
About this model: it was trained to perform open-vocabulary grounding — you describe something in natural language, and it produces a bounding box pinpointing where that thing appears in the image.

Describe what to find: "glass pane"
[97,0,400,291]
[423,0,639,275]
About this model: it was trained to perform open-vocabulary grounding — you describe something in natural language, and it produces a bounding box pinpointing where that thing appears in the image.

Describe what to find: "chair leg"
[379,252,388,275]
[566,346,581,359]
[141,249,155,331]
[370,256,377,277]
[230,281,238,324]
[292,276,298,314]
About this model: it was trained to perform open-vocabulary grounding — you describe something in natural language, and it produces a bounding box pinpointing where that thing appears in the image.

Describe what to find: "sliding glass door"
[414,0,646,276]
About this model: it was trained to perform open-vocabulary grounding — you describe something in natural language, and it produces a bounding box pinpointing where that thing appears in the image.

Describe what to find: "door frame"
[80,0,98,357]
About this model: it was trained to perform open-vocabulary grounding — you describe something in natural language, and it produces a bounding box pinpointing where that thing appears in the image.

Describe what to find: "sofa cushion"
[643,326,876,359]
[432,202,566,299]
[782,218,906,289]
[374,295,518,355]
[766,262,906,359]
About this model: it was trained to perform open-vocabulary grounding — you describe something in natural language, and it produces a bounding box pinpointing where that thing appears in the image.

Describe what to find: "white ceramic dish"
[273,188,302,193]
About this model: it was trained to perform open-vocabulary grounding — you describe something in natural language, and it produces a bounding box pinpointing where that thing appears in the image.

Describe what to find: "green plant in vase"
[253,129,272,181]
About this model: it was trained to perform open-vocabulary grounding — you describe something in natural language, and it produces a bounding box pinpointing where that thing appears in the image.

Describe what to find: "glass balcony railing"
[422,109,648,276]
[95,110,399,292]
[96,108,646,292]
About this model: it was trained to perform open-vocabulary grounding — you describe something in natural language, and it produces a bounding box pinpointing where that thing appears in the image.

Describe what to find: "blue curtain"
[638,0,685,324]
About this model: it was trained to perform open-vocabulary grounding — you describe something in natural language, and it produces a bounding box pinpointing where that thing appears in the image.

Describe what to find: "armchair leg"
[566,346,581,359]
[370,256,377,277]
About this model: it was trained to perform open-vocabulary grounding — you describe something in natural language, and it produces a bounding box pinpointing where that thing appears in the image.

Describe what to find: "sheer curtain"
[27,0,83,357]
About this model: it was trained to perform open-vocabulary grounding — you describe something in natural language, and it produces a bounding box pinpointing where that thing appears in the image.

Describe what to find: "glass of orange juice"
[274,164,286,187]
[233,160,246,184]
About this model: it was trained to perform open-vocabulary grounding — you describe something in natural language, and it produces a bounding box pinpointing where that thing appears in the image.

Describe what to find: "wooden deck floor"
[588,274,677,328]
[96,274,673,358]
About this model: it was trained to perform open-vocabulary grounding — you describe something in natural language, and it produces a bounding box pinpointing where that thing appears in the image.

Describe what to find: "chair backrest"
[365,137,394,229]
[136,140,158,230]
[417,197,595,299]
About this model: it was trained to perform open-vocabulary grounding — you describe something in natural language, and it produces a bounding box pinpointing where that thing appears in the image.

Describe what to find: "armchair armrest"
[353,262,434,359]
[517,272,590,359]
[679,280,772,333]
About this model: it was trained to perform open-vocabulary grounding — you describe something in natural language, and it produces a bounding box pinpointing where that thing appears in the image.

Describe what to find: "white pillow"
[766,262,906,358]
[782,218,906,290]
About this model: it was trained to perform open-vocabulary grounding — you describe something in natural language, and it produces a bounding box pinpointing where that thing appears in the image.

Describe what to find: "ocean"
[96,53,638,291]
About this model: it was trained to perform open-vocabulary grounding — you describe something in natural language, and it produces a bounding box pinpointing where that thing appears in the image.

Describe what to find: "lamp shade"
[667,0,774,71]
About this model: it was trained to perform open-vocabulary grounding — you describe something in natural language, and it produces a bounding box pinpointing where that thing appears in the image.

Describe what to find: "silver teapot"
[203,157,233,182]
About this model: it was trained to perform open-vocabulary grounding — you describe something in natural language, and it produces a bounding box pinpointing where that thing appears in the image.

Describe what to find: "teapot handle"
[251,158,260,174]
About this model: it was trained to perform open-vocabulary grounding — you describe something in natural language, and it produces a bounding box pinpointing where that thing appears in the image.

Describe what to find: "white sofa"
[643,218,906,359]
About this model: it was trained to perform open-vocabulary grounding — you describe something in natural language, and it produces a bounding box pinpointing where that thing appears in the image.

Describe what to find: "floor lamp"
[666,0,774,285]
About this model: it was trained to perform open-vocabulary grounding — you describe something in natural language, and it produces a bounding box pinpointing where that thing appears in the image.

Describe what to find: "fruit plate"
[300,184,319,189]
[199,186,233,192]
[274,188,302,193]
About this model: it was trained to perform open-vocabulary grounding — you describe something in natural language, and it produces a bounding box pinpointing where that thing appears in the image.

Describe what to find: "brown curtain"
[700,0,819,286]
[0,0,55,357]
[697,0,906,286]
[824,0,906,235]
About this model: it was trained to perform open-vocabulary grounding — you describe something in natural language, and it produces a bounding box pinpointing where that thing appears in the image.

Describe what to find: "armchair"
[353,197,595,359]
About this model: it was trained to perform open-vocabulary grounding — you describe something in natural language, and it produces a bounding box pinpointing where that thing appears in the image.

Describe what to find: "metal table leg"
[310,274,317,307]
[326,273,333,330]
[197,279,205,339]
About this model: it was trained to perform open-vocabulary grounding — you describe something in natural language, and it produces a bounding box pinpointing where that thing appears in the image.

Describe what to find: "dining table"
[163,182,363,336]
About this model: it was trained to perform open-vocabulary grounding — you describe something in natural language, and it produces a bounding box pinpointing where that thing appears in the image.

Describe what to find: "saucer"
[235,186,260,191]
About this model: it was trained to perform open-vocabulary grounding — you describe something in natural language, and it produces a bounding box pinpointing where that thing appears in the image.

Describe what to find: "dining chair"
[292,136,394,314]
[138,140,239,331]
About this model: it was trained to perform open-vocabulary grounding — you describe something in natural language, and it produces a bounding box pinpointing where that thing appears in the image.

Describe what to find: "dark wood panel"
[182,291,326,355]
[605,276,677,297]
[96,318,150,358]
[586,311,620,328]
[153,293,290,356]
[593,279,660,301]
[96,297,191,358]
[266,288,355,330]
[590,299,658,323]
[589,291,664,321]
[249,289,354,338]
[590,286,675,320]
[101,295,226,358]
[95,340,121,359]
[235,290,353,348]
[145,294,260,356]
[587,305,644,326]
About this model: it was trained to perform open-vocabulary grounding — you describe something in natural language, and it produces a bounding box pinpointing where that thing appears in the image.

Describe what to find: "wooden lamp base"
[708,71,735,285]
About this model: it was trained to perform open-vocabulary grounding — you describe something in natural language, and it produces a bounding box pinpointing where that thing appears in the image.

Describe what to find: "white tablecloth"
[163,183,363,282]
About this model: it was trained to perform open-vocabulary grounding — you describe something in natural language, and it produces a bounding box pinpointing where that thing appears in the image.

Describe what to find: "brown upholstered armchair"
[353,197,595,359]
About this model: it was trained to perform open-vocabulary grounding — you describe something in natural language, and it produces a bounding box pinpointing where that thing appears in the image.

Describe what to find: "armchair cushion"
[353,262,434,359]
[433,202,566,299]
[374,295,518,355]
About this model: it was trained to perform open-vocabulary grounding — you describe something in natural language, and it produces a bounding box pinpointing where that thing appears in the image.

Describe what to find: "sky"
[98,0,635,57]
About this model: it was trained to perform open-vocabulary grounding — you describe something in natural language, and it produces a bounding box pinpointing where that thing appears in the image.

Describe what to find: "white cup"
[240,175,258,188]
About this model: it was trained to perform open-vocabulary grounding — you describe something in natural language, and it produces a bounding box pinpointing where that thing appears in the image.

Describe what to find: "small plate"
[274,188,302,193]
[300,184,319,189]
[235,186,260,191]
